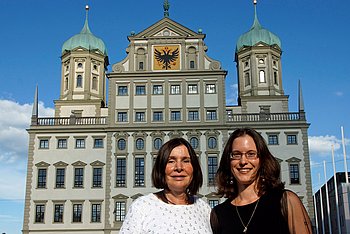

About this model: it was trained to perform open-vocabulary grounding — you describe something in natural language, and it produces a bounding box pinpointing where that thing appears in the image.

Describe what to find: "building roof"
[236,3,281,51]
[62,6,107,56]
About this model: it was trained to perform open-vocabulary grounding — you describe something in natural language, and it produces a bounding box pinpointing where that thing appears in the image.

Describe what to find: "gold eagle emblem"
[154,46,179,70]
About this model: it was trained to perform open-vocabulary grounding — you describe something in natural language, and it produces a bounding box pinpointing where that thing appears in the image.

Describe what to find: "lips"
[237,168,251,173]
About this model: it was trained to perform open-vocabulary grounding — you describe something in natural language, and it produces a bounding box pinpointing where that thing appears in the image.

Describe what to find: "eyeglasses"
[229,151,258,160]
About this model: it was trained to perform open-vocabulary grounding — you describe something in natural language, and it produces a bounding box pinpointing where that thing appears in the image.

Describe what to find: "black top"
[211,189,289,234]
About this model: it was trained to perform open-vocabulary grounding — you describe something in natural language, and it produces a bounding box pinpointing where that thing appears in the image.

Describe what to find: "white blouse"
[119,193,213,234]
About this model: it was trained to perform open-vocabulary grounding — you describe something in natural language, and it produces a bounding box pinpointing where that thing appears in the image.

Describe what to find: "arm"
[285,190,312,234]
[119,201,144,234]
[210,209,221,234]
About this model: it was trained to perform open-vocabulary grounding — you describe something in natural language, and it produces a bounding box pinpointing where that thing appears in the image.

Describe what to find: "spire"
[164,0,170,17]
[31,85,38,125]
[298,80,305,112]
[81,5,92,34]
[251,0,262,30]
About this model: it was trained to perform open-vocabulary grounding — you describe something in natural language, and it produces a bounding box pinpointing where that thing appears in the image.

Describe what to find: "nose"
[238,155,248,164]
[174,161,183,171]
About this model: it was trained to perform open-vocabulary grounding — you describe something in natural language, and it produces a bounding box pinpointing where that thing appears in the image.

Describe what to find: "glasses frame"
[229,150,258,160]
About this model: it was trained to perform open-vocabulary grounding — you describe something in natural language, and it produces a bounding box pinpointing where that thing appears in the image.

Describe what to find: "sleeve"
[119,200,144,234]
[285,190,312,234]
[210,208,221,234]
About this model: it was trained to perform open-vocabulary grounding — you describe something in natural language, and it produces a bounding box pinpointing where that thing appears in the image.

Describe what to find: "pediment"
[286,157,301,163]
[131,17,204,40]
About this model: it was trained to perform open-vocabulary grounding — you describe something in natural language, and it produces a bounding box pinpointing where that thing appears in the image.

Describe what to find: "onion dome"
[62,5,107,56]
[236,1,281,51]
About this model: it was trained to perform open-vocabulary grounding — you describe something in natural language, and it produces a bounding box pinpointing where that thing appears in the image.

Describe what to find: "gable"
[131,17,205,40]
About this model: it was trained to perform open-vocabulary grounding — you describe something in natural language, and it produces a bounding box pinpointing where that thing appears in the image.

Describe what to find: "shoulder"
[193,196,211,210]
[130,193,159,208]
[283,189,303,204]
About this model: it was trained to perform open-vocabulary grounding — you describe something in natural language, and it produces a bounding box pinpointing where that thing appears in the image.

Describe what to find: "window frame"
[118,86,128,96]
[92,167,103,188]
[134,157,145,187]
[116,158,126,187]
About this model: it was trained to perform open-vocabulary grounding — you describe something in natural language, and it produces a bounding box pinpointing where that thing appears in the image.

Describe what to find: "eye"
[183,158,191,163]
[168,159,175,164]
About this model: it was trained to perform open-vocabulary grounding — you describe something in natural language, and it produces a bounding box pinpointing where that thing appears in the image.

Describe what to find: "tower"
[55,5,109,118]
[235,1,288,114]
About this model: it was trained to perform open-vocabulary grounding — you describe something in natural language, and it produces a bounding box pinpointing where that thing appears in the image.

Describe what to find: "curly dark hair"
[152,137,203,195]
[216,128,284,199]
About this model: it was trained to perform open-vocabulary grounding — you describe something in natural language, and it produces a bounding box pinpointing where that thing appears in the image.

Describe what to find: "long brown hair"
[216,128,284,198]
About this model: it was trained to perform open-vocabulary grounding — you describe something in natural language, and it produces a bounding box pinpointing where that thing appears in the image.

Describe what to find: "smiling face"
[230,134,260,190]
[165,144,194,194]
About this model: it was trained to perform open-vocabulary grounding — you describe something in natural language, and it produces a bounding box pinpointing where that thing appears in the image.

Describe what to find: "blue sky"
[0,0,349,233]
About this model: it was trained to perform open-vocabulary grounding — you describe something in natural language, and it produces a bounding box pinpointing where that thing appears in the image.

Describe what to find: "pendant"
[243,227,247,233]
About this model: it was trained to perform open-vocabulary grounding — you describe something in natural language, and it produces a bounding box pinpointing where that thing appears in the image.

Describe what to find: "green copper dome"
[236,5,281,51]
[62,10,107,56]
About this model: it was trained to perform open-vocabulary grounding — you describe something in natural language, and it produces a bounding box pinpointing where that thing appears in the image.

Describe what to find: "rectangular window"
[54,204,64,223]
[93,168,103,188]
[117,112,128,122]
[208,156,218,185]
[55,168,65,188]
[170,111,181,121]
[94,138,104,148]
[37,168,47,188]
[190,60,195,69]
[135,112,145,122]
[134,158,145,187]
[39,139,49,149]
[206,84,216,93]
[118,86,128,96]
[75,139,85,148]
[91,204,101,222]
[287,135,297,145]
[206,110,217,120]
[170,85,180,94]
[268,135,279,145]
[138,62,144,70]
[74,168,84,188]
[135,85,146,95]
[115,201,126,222]
[57,139,67,149]
[73,204,82,222]
[153,85,163,95]
[153,111,163,121]
[188,84,198,94]
[35,204,45,223]
[188,111,199,121]
[290,164,300,184]
[208,200,219,209]
[116,158,126,187]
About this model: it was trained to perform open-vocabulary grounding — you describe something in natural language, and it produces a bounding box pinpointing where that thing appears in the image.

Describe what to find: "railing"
[34,116,107,126]
[226,112,305,122]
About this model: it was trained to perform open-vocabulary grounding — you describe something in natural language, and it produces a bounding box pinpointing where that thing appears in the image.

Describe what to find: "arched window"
[259,70,265,83]
[136,138,144,150]
[208,137,217,149]
[64,77,69,90]
[92,77,98,90]
[190,137,199,149]
[117,139,126,150]
[76,75,83,88]
[153,138,163,150]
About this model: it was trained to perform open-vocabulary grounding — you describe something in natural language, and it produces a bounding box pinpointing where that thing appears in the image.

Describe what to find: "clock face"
[153,45,180,70]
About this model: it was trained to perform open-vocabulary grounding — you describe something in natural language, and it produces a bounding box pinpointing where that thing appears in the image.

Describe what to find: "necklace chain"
[235,199,260,233]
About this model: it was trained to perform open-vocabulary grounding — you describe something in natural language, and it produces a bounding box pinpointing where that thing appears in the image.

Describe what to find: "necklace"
[235,199,260,233]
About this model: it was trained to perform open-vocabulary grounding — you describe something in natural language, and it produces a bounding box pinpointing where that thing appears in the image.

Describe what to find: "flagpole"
[313,193,319,234]
[324,160,332,234]
[318,173,325,234]
[341,126,349,184]
[331,145,341,234]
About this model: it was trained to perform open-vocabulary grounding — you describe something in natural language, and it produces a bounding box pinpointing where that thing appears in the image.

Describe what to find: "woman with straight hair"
[120,137,212,234]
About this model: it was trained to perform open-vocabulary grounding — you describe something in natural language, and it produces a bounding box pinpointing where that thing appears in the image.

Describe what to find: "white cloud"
[0,99,54,199]
[308,135,343,155]
[335,91,343,96]
[226,84,238,105]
